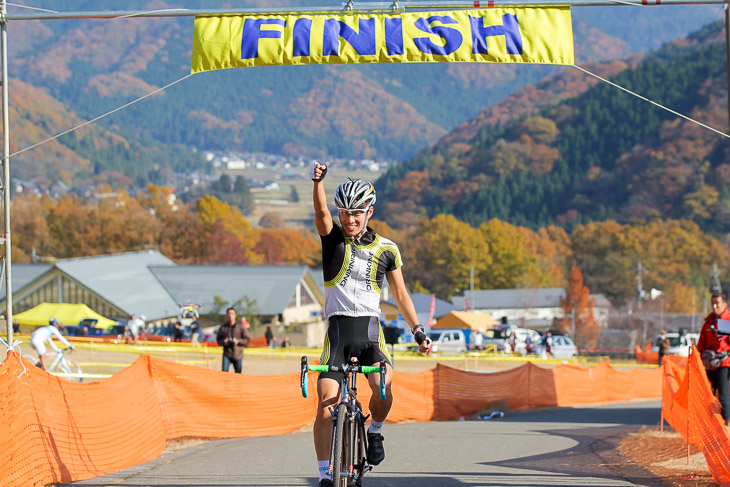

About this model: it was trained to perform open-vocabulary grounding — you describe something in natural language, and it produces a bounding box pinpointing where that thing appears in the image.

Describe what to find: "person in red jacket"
[697,292,730,425]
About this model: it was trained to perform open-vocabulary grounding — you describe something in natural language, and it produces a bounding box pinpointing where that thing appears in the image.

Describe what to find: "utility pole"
[571,307,576,339]
[470,266,475,312]
[712,262,723,295]
[637,261,645,310]
[726,4,730,155]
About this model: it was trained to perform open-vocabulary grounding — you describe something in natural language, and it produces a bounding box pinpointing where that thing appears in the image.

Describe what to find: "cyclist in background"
[30,317,74,371]
[311,163,431,487]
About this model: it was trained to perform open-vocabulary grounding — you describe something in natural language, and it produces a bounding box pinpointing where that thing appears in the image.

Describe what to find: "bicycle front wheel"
[332,403,350,487]
[59,359,83,382]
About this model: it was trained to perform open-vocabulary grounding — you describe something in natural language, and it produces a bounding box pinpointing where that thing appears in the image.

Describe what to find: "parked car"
[650,332,699,357]
[481,327,510,351]
[427,329,468,354]
[512,328,543,356]
[537,334,578,359]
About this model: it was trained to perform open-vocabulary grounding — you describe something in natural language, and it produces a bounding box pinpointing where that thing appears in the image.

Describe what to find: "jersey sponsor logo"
[340,245,357,287]
[365,251,374,291]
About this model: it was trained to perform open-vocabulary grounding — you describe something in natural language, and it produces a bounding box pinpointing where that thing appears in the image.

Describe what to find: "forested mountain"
[5,0,720,187]
[375,21,730,234]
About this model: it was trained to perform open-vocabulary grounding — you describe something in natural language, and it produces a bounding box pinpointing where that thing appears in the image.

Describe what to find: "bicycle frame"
[300,356,386,486]
[36,349,82,381]
[47,351,65,372]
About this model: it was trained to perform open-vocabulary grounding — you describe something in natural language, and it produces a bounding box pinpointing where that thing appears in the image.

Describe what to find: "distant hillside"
[4,0,721,188]
[7,78,202,186]
[374,21,730,234]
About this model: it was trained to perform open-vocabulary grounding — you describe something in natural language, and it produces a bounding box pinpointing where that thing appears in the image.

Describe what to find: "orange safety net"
[0,352,662,487]
[661,347,730,485]
[636,344,659,364]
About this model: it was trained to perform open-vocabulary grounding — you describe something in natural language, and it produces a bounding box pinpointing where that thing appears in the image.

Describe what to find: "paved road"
[71,399,664,487]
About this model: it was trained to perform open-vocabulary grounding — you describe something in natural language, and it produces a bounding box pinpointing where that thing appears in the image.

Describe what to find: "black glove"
[411,325,428,346]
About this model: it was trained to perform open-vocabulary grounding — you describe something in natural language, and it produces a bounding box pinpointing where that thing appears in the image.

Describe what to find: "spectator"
[216,307,250,373]
[127,314,147,343]
[697,292,730,426]
[525,334,535,355]
[543,331,553,359]
[265,325,274,347]
[173,317,184,343]
[12,319,19,334]
[190,318,201,347]
[123,324,134,344]
[30,318,74,371]
[507,331,516,354]
[281,335,292,348]
[657,330,671,366]
[473,330,484,351]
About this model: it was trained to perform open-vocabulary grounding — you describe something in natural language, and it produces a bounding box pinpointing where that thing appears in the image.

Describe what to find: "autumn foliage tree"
[195,195,262,264]
[254,229,319,266]
[8,189,318,267]
[557,263,601,349]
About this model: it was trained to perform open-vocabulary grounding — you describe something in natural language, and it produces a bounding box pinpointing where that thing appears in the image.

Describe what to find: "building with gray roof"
[1,251,324,326]
[0,263,52,302]
[381,293,457,325]
[451,288,611,329]
[149,265,323,323]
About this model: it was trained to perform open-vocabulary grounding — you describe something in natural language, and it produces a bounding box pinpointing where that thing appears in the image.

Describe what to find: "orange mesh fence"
[0,353,167,487]
[636,344,659,365]
[661,347,730,484]
[149,357,314,439]
[0,352,662,487]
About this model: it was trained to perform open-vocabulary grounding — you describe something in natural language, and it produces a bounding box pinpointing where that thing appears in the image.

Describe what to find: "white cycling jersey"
[320,224,402,319]
[30,325,71,353]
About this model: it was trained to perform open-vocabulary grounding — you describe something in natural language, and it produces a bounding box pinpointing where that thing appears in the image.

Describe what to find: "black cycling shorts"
[319,315,392,382]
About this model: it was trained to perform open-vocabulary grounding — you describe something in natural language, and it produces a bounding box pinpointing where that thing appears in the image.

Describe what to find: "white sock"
[368,419,384,435]
[318,460,331,481]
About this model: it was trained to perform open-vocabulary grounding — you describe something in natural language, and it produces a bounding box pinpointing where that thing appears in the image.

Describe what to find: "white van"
[650,332,699,357]
[427,329,468,353]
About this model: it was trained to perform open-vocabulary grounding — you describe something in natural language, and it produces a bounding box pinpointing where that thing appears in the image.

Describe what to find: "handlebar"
[300,356,386,400]
[307,364,381,374]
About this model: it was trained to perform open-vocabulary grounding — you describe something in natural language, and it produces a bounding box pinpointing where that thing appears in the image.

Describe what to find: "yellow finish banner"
[191,8,574,73]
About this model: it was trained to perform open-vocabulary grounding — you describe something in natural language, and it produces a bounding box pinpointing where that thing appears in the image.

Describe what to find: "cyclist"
[311,163,431,487]
[30,317,75,371]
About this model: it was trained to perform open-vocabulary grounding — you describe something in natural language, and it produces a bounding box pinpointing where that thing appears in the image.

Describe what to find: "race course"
[70,399,663,487]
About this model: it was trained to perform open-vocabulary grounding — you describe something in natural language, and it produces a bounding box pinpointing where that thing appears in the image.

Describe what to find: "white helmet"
[334,179,376,211]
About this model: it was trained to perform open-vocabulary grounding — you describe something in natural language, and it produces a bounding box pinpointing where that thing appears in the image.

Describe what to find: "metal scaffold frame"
[2,0,730,346]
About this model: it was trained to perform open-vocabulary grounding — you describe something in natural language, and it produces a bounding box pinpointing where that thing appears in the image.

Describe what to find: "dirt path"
[619,428,716,486]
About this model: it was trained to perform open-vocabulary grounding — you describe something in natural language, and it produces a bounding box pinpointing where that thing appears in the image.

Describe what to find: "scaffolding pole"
[1,0,11,346]
[2,0,730,21]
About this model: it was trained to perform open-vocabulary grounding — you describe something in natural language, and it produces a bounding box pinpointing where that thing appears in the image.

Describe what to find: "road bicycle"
[28,348,83,381]
[301,356,387,487]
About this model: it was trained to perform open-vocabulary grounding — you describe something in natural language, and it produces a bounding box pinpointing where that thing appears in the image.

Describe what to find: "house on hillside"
[451,288,611,329]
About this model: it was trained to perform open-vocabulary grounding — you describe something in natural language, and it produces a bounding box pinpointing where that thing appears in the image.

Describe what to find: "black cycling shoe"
[367,432,385,465]
[318,479,334,487]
